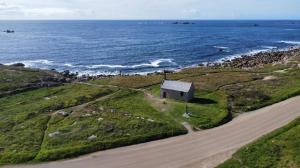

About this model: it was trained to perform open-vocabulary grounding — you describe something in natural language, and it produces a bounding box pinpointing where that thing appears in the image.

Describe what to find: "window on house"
[180,92,184,97]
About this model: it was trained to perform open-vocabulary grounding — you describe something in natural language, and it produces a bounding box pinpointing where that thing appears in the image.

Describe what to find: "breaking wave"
[216,48,271,63]
[279,40,300,45]
[262,46,277,49]
[87,59,176,69]
[213,46,229,49]
[5,59,54,67]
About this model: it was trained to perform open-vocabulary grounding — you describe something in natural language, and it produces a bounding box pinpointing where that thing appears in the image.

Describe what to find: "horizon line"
[0,19,300,21]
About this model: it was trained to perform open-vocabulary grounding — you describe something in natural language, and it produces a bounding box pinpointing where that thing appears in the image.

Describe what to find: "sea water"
[0,20,300,75]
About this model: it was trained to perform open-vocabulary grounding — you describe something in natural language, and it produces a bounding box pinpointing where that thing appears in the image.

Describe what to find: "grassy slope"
[0,84,114,164]
[218,117,300,168]
[224,66,300,114]
[35,89,186,161]
[0,65,63,96]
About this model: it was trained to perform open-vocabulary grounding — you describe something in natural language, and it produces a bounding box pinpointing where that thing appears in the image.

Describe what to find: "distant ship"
[3,30,15,33]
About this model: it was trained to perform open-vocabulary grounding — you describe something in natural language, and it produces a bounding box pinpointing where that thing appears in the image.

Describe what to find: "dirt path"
[6,95,300,168]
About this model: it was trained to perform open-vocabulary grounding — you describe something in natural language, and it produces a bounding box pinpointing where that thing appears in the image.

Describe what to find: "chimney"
[164,70,167,80]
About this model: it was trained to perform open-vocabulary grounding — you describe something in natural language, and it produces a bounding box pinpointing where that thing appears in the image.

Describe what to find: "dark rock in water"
[253,24,259,27]
[11,63,25,67]
[172,21,195,25]
[3,30,15,33]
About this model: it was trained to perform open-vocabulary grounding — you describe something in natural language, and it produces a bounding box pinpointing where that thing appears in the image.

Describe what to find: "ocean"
[0,20,300,75]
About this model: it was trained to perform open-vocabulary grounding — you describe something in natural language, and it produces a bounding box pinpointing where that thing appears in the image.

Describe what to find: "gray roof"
[161,80,193,93]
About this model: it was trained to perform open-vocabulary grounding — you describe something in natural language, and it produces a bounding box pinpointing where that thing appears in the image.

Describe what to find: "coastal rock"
[263,76,278,81]
[3,30,15,33]
[57,111,70,117]
[220,48,300,69]
[147,119,155,122]
[48,131,60,138]
[82,113,92,117]
[183,113,190,119]
[11,63,25,67]
[88,135,97,140]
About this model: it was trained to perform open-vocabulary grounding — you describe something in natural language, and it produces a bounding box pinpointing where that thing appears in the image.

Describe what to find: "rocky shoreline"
[207,47,300,68]
[2,46,300,82]
[74,47,300,81]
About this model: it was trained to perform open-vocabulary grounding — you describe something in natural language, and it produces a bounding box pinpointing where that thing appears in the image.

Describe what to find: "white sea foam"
[262,46,277,49]
[284,29,297,31]
[216,49,270,63]
[88,64,126,69]
[76,70,120,76]
[213,46,230,53]
[5,59,53,67]
[213,46,229,49]
[87,59,176,69]
[279,40,300,45]
[64,63,74,67]
[75,69,165,76]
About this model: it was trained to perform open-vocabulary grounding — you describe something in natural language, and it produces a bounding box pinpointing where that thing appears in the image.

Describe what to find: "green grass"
[223,68,300,113]
[0,84,115,164]
[35,89,186,161]
[90,75,164,89]
[166,91,229,129]
[217,117,300,168]
[146,85,229,129]
[0,65,63,96]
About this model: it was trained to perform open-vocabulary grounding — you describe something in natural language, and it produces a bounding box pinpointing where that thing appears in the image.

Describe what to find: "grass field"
[146,85,229,129]
[218,117,300,168]
[0,84,115,164]
[0,65,64,96]
[35,89,186,161]
[223,67,300,114]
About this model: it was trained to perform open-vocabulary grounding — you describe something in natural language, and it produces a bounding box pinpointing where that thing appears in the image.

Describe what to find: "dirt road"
[6,96,300,168]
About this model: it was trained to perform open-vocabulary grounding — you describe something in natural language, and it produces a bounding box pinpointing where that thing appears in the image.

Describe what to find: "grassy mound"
[0,65,64,96]
[217,117,300,168]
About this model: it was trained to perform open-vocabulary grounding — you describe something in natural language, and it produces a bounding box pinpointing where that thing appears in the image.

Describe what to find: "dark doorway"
[163,92,167,98]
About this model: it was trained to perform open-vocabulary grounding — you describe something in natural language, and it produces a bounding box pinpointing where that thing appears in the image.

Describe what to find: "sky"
[0,0,300,20]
